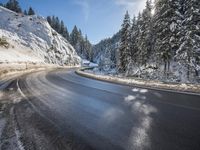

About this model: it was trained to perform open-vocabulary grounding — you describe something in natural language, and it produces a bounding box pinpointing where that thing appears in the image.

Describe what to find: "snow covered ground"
[0,6,80,66]
[81,59,98,67]
[0,42,42,63]
[0,63,57,79]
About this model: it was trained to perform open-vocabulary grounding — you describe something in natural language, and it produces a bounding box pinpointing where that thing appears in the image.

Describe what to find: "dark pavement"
[0,68,200,150]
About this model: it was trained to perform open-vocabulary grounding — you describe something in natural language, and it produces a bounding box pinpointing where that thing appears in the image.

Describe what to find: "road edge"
[0,65,79,90]
[75,68,200,96]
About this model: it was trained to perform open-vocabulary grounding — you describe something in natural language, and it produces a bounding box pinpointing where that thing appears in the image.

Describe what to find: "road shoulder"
[76,68,200,96]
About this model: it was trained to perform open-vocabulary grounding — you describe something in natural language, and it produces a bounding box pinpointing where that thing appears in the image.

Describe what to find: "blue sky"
[0,0,146,44]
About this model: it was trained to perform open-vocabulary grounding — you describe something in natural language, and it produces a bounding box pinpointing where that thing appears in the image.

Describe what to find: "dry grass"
[0,37,10,48]
[0,62,60,79]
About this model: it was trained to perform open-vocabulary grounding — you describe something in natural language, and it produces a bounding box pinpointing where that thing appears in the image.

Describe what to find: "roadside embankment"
[76,68,200,95]
[0,62,79,81]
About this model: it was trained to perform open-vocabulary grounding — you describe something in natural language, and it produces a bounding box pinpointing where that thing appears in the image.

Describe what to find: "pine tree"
[84,35,93,61]
[55,17,60,32]
[70,26,79,47]
[176,0,200,80]
[153,0,182,75]
[28,7,35,15]
[137,0,153,66]
[118,11,131,73]
[79,37,85,56]
[51,16,56,29]
[60,20,65,34]
[47,16,70,41]
[130,16,139,64]
[70,28,92,59]
[75,29,83,54]
[63,27,70,41]
[23,10,27,15]
[47,16,52,26]
[6,0,22,13]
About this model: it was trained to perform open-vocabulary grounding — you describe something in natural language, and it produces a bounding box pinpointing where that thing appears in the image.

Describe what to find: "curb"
[75,68,200,96]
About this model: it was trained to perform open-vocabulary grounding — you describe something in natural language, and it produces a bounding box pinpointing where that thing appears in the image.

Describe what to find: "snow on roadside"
[77,69,200,94]
[0,30,44,63]
[0,63,56,80]
[89,62,98,67]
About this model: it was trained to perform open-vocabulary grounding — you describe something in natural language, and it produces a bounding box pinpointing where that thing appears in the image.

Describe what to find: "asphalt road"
[0,68,200,150]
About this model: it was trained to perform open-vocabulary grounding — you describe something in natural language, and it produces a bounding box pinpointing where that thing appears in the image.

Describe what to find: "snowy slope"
[0,6,80,65]
[92,31,120,69]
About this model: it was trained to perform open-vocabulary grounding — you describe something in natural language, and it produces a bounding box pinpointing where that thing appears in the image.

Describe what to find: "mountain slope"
[0,6,80,65]
[92,31,120,68]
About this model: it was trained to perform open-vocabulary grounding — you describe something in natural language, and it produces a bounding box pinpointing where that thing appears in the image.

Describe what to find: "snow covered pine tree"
[118,11,131,73]
[176,0,200,80]
[153,0,182,76]
[137,0,153,67]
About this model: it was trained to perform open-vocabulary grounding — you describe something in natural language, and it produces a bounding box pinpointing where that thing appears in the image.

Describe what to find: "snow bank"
[0,6,80,65]
[76,68,200,95]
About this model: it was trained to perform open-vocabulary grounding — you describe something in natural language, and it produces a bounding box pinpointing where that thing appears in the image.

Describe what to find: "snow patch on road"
[124,94,157,149]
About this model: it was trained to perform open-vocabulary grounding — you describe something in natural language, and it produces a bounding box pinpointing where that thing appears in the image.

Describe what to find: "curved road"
[0,68,200,150]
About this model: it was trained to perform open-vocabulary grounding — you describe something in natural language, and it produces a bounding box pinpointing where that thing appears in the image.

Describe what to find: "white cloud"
[74,0,90,22]
[114,0,146,16]
[115,0,141,5]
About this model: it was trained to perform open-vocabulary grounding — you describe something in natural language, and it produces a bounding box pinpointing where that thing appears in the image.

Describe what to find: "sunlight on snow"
[139,89,148,93]
[132,88,148,93]
[124,90,157,149]
[102,107,124,124]
[125,95,136,102]
[132,88,139,92]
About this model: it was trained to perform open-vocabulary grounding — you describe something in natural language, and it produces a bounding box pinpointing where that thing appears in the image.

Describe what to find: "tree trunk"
[195,69,199,77]
[187,57,191,80]
[187,65,190,80]
[168,61,170,72]
[164,61,167,75]
[167,61,170,78]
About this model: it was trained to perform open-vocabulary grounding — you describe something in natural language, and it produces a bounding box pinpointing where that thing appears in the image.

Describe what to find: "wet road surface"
[0,68,200,150]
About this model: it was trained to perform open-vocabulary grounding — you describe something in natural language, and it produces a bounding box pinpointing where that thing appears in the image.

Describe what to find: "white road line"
[17,79,27,99]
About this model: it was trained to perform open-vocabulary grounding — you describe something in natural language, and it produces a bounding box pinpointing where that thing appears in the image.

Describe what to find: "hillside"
[92,31,120,68]
[0,6,80,65]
